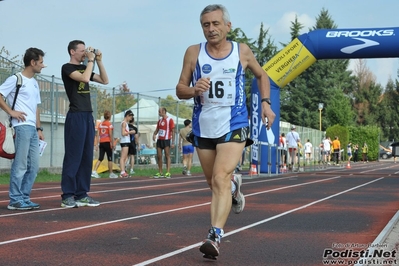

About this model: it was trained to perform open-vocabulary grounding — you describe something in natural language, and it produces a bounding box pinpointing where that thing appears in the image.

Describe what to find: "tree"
[227,25,277,112]
[377,78,399,140]
[280,8,355,130]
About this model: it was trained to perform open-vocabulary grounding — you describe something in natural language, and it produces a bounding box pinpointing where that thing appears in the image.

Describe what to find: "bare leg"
[197,141,245,229]
[164,146,171,173]
[156,147,163,173]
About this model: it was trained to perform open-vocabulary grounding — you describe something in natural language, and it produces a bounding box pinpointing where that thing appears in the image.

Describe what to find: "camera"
[85,48,97,54]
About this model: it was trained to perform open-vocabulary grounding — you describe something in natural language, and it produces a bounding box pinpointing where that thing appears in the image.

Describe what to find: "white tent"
[109,98,187,147]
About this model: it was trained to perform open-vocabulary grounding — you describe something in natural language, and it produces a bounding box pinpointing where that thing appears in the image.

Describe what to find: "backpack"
[0,73,23,159]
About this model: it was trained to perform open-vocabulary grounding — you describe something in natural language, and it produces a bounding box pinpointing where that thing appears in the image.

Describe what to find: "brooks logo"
[340,38,379,54]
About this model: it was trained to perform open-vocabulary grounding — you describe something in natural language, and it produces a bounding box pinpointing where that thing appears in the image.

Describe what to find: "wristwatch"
[261,98,271,105]
[36,127,43,131]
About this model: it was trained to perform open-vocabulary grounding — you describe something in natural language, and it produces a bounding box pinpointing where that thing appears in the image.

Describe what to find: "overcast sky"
[1,0,398,98]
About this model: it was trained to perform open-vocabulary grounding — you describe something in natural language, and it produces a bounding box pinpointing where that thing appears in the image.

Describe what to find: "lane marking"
[0,175,303,216]
[134,177,384,266]
[0,175,342,243]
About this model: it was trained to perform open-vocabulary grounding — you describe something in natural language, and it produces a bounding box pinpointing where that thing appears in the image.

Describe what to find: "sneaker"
[61,197,77,208]
[153,172,163,178]
[186,170,191,176]
[91,171,100,178]
[109,173,118,178]
[164,172,171,178]
[76,196,100,207]
[182,166,187,175]
[199,227,222,259]
[130,169,135,175]
[7,201,33,211]
[119,172,130,178]
[25,200,40,209]
[231,174,245,214]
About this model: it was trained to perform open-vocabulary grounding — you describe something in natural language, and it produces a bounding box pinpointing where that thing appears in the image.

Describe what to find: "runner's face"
[200,10,231,44]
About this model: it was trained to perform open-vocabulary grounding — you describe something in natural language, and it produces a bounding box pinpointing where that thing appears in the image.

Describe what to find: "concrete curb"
[357,210,399,266]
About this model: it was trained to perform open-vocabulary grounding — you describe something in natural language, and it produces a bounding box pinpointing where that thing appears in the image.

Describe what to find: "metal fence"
[0,55,325,172]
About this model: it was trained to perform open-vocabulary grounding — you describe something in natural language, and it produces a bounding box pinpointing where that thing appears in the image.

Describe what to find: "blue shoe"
[25,200,40,209]
[7,201,33,211]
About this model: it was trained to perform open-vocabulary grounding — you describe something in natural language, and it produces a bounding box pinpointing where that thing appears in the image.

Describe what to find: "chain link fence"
[0,55,325,173]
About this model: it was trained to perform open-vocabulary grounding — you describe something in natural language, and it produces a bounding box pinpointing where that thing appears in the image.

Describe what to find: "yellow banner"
[262,38,316,87]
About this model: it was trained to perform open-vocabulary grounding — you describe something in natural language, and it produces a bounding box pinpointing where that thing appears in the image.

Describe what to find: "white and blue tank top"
[191,41,248,138]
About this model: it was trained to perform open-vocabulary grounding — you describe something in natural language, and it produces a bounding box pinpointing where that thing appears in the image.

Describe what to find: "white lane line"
[0,175,342,243]
[133,177,385,266]
[0,175,301,216]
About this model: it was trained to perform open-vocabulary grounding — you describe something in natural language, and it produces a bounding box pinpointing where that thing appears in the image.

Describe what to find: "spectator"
[153,107,175,178]
[322,136,332,165]
[332,136,341,165]
[179,119,194,175]
[353,144,359,163]
[119,110,134,178]
[0,48,45,210]
[286,125,301,168]
[127,115,139,175]
[92,110,117,178]
[279,133,287,166]
[347,142,352,164]
[60,40,108,208]
[304,139,313,165]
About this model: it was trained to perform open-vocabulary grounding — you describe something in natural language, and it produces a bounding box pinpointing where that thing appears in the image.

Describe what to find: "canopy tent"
[108,98,187,147]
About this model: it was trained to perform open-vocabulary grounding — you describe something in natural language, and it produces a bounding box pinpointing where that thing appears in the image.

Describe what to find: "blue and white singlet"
[191,41,248,138]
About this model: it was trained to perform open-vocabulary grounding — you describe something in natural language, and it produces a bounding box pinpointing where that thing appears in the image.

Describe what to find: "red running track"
[0,161,398,266]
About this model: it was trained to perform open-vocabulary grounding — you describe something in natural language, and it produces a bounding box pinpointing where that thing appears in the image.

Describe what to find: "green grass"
[0,166,204,185]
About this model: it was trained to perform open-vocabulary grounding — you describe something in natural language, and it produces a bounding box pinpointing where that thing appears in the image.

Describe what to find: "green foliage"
[280,9,356,129]
[347,125,380,161]
[326,124,349,153]
[160,95,193,122]
[227,24,277,113]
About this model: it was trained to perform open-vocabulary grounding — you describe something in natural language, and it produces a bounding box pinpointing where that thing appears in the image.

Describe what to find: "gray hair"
[200,4,230,24]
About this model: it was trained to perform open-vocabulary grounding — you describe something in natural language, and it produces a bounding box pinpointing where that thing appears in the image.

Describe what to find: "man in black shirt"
[60,40,109,208]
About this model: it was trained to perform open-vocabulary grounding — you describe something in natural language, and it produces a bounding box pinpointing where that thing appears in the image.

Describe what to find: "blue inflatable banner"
[251,27,399,173]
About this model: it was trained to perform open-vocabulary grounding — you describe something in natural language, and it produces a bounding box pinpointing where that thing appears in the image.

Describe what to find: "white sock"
[231,180,236,195]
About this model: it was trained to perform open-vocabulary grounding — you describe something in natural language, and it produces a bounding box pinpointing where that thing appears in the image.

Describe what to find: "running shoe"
[7,201,33,211]
[186,170,191,176]
[199,227,222,260]
[109,173,118,178]
[91,171,100,178]
[76,196,100,207]
[61,197,77,208]
[25,200,40,209]
[130,169,135,175]
[182,166,187,175]
[164,172,171,178]
[119,172,130,178]
[153,172,163,178]
[231,174,245,214]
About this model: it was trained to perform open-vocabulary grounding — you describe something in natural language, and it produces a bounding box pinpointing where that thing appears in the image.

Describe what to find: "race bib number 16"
[201,78,235,106]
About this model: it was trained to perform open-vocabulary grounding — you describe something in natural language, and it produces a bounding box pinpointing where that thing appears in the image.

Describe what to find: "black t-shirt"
[61,63,93,112]
[128,124,138,144]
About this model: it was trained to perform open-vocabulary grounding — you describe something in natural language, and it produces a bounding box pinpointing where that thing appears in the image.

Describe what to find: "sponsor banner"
[262,38,316,88]
[304,27,399,59]
[250,79,280,173]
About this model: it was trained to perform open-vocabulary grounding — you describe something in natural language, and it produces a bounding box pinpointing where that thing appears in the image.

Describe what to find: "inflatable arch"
[251,27,399,173]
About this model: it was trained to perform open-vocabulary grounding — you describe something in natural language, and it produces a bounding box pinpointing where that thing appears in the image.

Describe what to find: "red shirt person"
[152,107,175,178]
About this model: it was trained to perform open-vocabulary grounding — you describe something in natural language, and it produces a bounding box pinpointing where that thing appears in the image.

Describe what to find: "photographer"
[60,40,109,208]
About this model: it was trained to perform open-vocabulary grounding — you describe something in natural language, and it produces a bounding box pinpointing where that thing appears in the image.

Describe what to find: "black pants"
[334,149,340,164]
